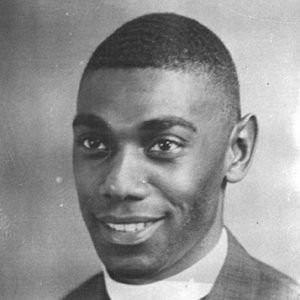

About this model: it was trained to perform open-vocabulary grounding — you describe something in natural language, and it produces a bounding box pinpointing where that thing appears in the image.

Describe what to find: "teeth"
[137,223,144,231]
[106,222,152,232]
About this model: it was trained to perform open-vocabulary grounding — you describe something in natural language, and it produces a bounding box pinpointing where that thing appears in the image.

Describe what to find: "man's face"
[73,68,231,283]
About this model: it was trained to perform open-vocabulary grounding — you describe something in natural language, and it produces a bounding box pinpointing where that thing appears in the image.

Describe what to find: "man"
[64,13,300,299]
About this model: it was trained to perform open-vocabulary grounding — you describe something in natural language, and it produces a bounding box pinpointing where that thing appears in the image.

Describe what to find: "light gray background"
[0,1,299,299]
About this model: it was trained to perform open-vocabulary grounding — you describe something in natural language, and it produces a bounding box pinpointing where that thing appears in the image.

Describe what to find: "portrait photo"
[0,1,299,299]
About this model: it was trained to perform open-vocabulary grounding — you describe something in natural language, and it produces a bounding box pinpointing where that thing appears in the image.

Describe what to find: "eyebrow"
[72,114,111,130]
[140,116,197,133]
[72,114,197,133]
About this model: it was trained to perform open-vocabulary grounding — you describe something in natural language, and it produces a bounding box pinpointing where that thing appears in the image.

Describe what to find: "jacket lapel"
[205,228,259,300]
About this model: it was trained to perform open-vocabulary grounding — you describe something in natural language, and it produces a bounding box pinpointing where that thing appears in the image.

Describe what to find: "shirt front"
[103,228,228,300]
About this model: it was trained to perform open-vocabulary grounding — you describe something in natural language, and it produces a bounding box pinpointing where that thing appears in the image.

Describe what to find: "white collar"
[103,228,228,300]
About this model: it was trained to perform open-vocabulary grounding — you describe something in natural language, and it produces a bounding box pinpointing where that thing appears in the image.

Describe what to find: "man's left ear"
[225,114,258,183]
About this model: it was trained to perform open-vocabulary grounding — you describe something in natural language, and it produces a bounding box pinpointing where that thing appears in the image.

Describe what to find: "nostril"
[99,178,150,202]
[101,191,143,202]
[123,195,144,202]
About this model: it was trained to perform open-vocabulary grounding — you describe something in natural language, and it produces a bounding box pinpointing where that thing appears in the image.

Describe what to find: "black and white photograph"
[0,1,299,299]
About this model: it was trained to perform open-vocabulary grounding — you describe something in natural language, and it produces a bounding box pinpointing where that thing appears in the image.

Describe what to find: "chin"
[105,257,162,284]
[99,247,166,284]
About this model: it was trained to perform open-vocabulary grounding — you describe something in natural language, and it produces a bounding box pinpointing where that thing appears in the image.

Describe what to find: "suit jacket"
[62,230,300,300]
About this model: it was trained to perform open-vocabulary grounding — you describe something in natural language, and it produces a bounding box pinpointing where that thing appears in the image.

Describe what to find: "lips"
[95,215,165,245]
[105,221,155,232]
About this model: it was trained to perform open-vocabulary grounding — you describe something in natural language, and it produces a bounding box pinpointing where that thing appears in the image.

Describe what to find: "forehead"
[77,68,225,125]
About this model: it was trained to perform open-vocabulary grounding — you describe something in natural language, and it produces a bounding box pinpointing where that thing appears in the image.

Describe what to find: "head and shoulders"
[65,12,300,300]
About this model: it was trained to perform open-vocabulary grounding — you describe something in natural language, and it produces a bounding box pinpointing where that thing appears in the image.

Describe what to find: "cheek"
[73,162,101,204]
[152,158,209,196]
[150,157,223,220]
[150,165,203,220]
[74,165,102,230]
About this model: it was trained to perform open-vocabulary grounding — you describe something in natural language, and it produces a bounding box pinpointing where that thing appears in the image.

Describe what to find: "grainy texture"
[62,230,300,300]
[0,1,299,299]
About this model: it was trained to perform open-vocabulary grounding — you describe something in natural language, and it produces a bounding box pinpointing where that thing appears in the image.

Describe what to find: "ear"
[225,114,258,183]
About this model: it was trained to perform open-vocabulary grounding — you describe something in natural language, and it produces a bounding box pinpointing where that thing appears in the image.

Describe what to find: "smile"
[97,216,165,245]
[105,222,155,232]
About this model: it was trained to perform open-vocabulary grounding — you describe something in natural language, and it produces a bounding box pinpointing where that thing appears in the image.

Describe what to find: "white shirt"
[103,228,228,300]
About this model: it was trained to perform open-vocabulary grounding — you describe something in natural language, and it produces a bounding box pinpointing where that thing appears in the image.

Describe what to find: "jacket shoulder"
[209,229,300,300]
[254,258,300,299]
[62,272,109,300]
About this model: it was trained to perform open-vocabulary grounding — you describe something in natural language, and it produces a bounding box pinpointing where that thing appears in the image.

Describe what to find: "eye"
[81,137,109,152]
[148,139,182,154]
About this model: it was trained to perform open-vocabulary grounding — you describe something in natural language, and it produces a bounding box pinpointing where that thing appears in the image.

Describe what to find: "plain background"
[0,0,299,299]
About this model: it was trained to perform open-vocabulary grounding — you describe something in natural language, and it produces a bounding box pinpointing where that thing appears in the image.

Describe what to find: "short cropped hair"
[82,13,241,123]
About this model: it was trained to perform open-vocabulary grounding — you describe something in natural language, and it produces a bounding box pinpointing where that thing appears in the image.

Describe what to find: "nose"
[99,147,150,201]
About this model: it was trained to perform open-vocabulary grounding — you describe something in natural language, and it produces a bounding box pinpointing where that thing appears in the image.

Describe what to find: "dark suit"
[63,230,300,300]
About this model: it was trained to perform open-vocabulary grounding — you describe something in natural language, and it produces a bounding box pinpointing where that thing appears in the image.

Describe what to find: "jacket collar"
[204,227,259,300]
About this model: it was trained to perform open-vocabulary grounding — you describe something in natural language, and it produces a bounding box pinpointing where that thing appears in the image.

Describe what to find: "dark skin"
[73,68,257,284]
